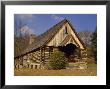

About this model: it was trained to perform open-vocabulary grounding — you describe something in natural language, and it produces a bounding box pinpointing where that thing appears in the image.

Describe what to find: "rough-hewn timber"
[14,19,87,69]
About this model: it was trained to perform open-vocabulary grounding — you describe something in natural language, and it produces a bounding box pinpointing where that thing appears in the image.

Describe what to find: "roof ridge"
[38,19,68,37]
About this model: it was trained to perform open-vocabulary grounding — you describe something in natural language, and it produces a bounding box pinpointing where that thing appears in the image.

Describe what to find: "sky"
[14,14,97,35]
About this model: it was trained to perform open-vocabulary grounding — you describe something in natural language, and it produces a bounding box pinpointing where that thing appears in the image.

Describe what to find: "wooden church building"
[14,19,87,69]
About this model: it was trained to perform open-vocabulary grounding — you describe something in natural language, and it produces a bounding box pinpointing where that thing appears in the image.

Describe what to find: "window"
[35,65,37,69]
[65,27,68,34]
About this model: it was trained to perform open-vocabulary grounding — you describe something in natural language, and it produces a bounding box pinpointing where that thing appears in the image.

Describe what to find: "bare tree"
[14,16,36,58]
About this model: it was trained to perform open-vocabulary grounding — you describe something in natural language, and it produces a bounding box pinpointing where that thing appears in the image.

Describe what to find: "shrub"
[49,51,68,70]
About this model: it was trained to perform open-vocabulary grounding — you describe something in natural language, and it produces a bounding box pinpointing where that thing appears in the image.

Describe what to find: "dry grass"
[14,63,97,76]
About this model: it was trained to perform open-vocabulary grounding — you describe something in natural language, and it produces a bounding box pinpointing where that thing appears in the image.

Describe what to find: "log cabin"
[14,19,87,69]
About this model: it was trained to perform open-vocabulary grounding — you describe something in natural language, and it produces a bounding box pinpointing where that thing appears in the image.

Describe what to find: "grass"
[14,63,97,76]
[87,63,97,69]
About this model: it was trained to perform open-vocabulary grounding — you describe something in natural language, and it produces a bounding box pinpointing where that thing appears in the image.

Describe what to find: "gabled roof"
[15,19,86,58]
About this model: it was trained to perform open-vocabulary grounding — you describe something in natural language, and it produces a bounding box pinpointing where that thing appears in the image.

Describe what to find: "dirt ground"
[14,69,96,76]
[14,63,97,76]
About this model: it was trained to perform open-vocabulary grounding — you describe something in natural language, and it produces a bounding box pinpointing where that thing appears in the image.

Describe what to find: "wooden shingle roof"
[15,19,86,58]
[15,19,68,58]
